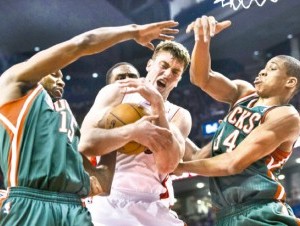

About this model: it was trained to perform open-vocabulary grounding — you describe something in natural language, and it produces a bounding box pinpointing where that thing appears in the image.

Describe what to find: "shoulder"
[266,105,299,120]
[169,103,192,131]
[233,79,256,101]
[94,83,124,106]
[265,105,300,137]
[166,101,191,120]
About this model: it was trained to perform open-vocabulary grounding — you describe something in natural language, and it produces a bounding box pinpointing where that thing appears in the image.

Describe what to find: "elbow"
[157,157,180,175]
[189,72,197,85]
[157,164,175,175]
[226,162,244,175]
[189,71,207,89]
[71,33,96,55]
[78,140,94,157]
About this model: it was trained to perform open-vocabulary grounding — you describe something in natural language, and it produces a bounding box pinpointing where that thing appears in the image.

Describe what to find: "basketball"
[104,103,149,155]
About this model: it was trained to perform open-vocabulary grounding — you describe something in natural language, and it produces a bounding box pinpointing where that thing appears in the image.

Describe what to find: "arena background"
[1,1,300,225]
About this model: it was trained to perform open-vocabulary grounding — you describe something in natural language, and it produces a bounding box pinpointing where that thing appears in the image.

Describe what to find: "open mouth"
[157,80,166,88]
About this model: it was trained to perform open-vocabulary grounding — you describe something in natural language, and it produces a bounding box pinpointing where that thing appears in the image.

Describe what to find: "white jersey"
[86,93,185,226]
[112,93,180,197]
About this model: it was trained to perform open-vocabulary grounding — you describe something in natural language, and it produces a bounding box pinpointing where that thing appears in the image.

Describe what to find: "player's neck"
[256,96,289,107]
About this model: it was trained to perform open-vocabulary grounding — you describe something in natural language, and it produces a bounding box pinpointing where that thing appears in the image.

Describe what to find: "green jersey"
[0,85,90,196]
[210,93,292,209]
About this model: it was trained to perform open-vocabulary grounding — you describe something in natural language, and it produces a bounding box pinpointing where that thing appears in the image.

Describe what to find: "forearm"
[71,24,138,57]
[190,39,212,88]
[178,153,233,177]
[153,126,185,174]
[12,25,138,85]
[97,152,117,195]
[150,97,183,171]
[79,124,136,156]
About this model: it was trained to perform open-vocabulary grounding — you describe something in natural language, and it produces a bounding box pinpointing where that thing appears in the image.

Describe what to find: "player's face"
[109,65,139,84]
[40,70,65,100]
[145,51,184,100]
[254,56,289,98]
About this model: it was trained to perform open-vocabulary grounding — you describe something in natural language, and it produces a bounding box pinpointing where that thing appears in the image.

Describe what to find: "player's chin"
[53,90,64,99]
[156,84,166,94]
[51,93,63,100]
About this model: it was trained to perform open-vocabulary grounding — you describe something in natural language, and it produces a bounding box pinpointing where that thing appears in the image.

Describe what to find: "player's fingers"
[193,18,201,41]
[118,80,139,87]
[120,87,139,94]
[158,34,175,41]
[141,115,159,121]
[144,42,155,50]
[157,20,179,28]
[208,16,217,37]
[216,20,232,33]
[89,176,103,196]
[200,16,209,42]
[161,28,179,35]
[186,21,195,33]
[96,164,108,170]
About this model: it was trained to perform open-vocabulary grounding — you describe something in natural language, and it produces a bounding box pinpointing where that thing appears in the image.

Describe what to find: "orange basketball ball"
[105,103,149,155]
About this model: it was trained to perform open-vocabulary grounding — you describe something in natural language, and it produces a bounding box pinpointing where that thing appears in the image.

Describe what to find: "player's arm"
[0,20,179,105]
[152,107,192,174]
[79,84,138,156]
[183,139,212,161]
[176,106,300,176]
[117,78,191,173]
[81,152,117,196]
[188,16,254,105]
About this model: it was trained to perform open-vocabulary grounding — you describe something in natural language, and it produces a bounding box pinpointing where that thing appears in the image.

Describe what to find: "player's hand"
[89,176,104,197]
[81,153,111,196]
[134,20,179,50]
[186,15,231,42]
[132,115,173,153]
[0,190,7,207]
[118,78,164,107]
[172,163,185,176]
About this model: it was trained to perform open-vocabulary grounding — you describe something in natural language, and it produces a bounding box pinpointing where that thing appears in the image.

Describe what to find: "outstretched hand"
[186,15,231,42]
[134,20,179,50]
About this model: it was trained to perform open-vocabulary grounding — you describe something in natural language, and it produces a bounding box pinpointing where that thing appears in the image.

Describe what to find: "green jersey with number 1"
[0,85,90,196]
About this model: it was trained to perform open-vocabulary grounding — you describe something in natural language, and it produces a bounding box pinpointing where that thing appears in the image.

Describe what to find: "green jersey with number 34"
[210,93,293,209]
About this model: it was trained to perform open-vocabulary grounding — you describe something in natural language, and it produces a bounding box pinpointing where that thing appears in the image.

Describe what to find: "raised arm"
[188,16,254,104]
[0,20,179,106]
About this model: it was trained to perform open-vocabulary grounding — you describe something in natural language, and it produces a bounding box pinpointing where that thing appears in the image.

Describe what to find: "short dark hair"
[277,55,300,93]
[106,62,139,84]
[152,41,191,72]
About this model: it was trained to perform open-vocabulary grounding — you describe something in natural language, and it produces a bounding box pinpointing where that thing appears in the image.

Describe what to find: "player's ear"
[146,59,153,72]
[286,76,297,89]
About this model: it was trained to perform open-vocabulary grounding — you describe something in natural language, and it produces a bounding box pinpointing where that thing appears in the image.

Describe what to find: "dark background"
[1,1,300,225]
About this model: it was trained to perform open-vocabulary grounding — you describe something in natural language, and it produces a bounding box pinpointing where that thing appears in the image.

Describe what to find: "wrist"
[128,24,139,41]
[151,96,165,114]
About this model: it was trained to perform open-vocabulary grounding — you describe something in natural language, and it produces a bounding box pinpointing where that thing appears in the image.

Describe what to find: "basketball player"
[175,15,300,225]
[0,20,180,225]
[104,61,208,208]
[106,62,140,84]
[79,41,192,226]
[86,62,141,191]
